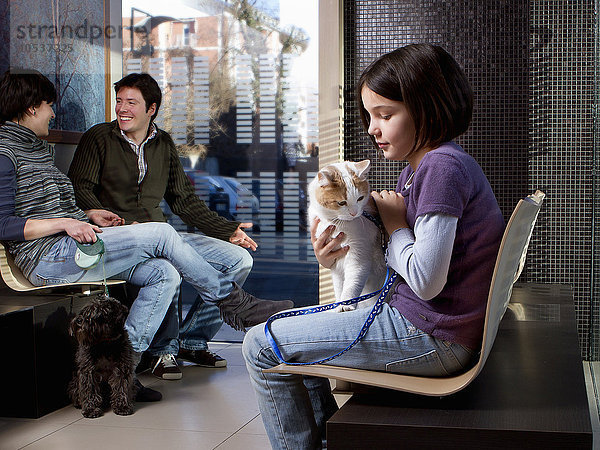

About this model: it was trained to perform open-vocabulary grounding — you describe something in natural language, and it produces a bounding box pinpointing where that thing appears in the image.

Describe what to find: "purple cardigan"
[389,142,505,350]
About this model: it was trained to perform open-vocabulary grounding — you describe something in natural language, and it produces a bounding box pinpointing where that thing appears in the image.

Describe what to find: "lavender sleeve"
[385,212,458,301]
[0,155,27,240]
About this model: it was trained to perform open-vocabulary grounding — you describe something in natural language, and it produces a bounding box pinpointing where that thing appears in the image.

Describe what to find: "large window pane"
[122,0,320,337]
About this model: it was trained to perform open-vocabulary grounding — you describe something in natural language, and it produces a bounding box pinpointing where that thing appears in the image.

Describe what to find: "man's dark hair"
[114,73,162,122]
[357,43,473,155]
[0,69,56,124]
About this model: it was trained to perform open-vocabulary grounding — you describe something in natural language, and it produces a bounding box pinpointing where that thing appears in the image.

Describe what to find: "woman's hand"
[310,217,349,269]
[85,209,124,227]
[371,190,409,235]
[63,218,102,243]
[229,222,258,251]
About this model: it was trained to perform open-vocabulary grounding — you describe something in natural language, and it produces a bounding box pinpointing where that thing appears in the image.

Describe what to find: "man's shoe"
[133,379,162,402]
[150,354,183,380]
[179,348,227,368]
[135,351,151,374]
[217,283,294,331]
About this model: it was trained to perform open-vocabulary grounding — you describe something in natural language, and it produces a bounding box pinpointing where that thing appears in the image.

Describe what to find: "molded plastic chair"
[264,190,545,396]
[0,243,124,294]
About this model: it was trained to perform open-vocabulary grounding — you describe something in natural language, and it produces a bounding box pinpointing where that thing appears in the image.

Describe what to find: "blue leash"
[264,268,397,365]
[265,210,395,365]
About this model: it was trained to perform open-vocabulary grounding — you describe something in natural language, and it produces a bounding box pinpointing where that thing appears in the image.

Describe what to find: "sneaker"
[150,354,183,380]
[133,379,162,402]
[217,282,294,331]
[179,348,227,368]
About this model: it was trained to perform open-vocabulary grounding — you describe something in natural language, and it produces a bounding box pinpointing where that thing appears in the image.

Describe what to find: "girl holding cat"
[243,43,505,450]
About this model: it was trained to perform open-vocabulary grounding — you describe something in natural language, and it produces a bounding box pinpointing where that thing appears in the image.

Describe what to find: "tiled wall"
[343,1,597,357]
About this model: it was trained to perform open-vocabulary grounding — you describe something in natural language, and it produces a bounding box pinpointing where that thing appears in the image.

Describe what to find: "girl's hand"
[310,217,349,269]
[371,190,409,235]
[64,219,101,243]
[229,222,258,251]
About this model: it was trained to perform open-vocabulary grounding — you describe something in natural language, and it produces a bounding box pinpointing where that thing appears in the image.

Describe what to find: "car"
[184,170,261,230]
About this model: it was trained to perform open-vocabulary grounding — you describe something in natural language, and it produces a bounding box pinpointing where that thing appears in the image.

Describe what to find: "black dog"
[69,295,134,418]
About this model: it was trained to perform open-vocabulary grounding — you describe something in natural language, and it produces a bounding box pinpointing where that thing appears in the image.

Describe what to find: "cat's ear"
[317,167,336,187]
[354,159,371,179]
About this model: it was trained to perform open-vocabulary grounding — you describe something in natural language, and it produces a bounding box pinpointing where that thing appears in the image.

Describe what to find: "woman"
[0,69,290,400]
[242,44,506,449]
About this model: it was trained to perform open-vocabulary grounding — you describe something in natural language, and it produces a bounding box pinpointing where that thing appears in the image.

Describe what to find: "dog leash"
[264,211,396,366]
[75,237,109,297]
[264,268,397,365]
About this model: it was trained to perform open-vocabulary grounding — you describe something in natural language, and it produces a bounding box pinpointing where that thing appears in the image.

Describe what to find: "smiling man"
[68,73,292,381]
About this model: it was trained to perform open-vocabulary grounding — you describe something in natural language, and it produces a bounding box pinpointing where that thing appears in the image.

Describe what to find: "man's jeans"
[29,222,243,353]
[242,303,475,450]
[147,232,252,356]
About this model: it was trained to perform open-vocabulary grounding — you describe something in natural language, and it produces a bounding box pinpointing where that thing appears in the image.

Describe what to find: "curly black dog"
[69,295,134,418]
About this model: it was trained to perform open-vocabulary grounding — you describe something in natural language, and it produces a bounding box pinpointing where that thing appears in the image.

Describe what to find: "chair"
[264,190,545,397]
[0,243,124,294]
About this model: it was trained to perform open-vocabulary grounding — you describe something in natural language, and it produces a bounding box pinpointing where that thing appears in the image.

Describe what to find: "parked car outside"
[184,170,261,231]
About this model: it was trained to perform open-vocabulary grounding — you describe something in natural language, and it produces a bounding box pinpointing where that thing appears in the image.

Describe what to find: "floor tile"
[214,432,271,450]
[21,424,230,450]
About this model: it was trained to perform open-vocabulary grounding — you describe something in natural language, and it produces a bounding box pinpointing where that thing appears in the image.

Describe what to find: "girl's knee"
[242,325,265,364]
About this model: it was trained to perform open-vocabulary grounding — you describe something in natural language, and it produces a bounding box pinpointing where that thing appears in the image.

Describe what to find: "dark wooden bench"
[326,283,593,449]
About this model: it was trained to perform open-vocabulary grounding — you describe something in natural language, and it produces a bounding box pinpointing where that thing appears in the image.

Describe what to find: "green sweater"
[68,121,239,241]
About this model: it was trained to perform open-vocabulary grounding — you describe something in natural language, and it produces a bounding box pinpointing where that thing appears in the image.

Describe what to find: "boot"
[217,283,294,331]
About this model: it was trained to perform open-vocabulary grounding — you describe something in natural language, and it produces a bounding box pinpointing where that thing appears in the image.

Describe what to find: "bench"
[326,283,592,449]
[0,244,125,418]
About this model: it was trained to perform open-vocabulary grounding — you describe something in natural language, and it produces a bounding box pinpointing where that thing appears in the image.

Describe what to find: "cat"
[307,159,387,309]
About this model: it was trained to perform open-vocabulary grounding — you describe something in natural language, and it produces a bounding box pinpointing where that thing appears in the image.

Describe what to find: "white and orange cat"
[308,159,387,306]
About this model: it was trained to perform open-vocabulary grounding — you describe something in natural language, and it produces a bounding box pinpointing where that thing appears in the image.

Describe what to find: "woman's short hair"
[114,73,162,122]
[357,43,473,154]
[0,69,56,124]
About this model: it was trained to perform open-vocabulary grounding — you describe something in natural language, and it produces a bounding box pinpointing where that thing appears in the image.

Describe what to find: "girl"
[242,43,505,450]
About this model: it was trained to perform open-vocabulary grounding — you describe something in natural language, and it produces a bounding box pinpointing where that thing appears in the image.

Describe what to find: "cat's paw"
[333,304,356,313]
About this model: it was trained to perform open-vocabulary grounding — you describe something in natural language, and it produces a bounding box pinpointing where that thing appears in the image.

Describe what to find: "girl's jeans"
[242,303,475,450]
[30,222,243,353]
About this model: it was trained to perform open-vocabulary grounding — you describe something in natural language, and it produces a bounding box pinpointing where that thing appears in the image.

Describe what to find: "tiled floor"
[3,348,599,450]
[0,342,274,450]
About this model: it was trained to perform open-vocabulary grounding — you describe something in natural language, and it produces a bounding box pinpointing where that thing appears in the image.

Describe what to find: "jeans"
[30,222,240,353]
[147,232,252,356]
[242,303,475,450]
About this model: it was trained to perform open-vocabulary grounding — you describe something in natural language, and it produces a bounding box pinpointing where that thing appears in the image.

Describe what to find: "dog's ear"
[117,302,129,328]
[69,315,83,337]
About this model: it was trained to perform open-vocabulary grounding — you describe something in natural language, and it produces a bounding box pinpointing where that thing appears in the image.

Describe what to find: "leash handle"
[264,269,397,366]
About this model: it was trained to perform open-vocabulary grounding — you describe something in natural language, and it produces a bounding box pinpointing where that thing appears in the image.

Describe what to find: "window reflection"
[122,0,320,316]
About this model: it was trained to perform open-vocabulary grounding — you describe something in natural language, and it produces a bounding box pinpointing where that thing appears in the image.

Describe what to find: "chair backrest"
[0,243,123,293]
[264,190,545,396]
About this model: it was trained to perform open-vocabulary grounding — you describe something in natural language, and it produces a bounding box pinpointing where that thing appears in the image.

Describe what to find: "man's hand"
[85,209,125,227]
[229,222,258,251]
[371,190,409,235]
[310,217,349,269]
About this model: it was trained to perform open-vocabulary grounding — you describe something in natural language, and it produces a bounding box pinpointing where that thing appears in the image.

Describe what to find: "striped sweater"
[0,121,88,277]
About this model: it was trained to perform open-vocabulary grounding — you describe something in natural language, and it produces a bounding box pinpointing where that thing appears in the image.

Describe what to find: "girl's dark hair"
[114,73,162,122]
[0,69,56,124]
[357,43,473,155]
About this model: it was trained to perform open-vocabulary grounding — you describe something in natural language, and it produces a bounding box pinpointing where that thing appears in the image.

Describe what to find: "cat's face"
[313,160,371,220]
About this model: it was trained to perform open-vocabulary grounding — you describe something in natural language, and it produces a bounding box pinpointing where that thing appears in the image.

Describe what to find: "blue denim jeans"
[147,232,252,356]
[29,222,240,353]
[242,303,475,450]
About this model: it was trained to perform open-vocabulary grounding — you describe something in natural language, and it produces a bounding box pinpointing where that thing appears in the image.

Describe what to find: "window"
[122,0,320,336]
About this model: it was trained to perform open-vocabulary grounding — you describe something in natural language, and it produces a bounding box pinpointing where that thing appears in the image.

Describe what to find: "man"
[68,73,292,380]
